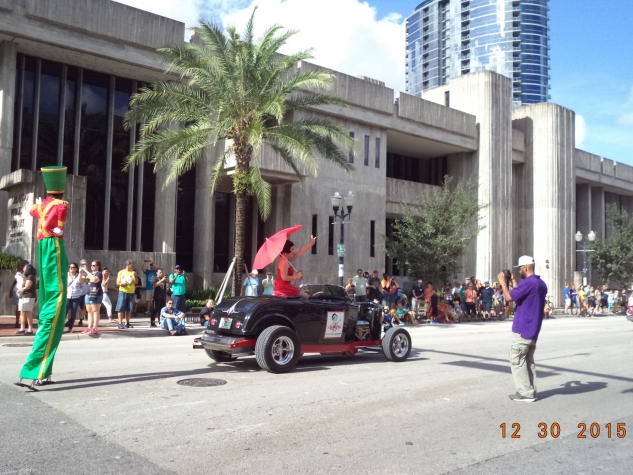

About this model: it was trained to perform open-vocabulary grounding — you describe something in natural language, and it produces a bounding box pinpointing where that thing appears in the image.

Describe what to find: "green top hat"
[41,166,67,194]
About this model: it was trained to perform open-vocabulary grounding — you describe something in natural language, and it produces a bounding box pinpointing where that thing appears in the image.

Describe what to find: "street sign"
[337,244,346,257]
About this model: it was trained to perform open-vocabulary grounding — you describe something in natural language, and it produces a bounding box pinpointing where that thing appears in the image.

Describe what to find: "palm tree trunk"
[232,191,247,296]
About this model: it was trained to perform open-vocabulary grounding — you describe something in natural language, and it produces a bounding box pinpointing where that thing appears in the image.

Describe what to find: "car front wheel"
[255,325,300,373]
[205,349,236,363]
[382,327,412,362]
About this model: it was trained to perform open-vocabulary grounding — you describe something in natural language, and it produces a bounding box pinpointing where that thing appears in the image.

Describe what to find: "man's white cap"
[250,270,258,275]
[514,255,535,268]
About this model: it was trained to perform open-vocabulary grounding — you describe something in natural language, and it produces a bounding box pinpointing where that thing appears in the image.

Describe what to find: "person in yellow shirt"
[577,286,586,317]
[116,259,136,329]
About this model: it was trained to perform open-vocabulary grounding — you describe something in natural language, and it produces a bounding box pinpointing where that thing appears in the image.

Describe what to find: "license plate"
[219,318,232,329]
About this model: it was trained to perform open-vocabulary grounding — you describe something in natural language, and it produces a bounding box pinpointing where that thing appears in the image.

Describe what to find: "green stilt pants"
[19,237,68,380]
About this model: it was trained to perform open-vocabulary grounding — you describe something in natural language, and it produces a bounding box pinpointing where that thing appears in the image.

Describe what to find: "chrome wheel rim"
[271,336,295,365]
[392,333,409,357]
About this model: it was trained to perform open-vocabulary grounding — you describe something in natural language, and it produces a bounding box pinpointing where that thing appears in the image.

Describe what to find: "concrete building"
[406,0,550,106]
[0,0,630,307]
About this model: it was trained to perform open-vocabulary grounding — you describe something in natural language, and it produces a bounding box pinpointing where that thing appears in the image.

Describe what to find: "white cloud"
[575,114,586,148]
[220,0,406,92]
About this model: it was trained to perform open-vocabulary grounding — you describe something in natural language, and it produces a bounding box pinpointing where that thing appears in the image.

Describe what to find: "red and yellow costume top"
[30,196,68,241]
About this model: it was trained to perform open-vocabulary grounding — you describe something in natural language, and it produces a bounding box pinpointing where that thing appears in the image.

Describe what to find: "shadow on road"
[422,348,633,384]
[537,381,608,400]
[441,360,560,378]
[34,349,428,391]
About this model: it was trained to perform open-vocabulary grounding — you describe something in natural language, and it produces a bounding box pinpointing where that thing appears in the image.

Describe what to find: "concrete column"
[447,150,477,278]
[442,71,513,281]
[513,104,576,306]
[0,41,16,174]
[193,143,220,288]
[604,192,619,239]
[0,41,17,250]
[153,165,177,253]
[590,186,604,241]
[575,183,591,274]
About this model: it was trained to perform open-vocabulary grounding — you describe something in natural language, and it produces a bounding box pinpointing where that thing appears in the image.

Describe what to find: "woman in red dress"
[274,237,316,297]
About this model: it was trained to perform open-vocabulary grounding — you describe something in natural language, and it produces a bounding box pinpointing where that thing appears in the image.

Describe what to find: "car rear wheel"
[205,349,236,362]
[382,327,412,362]
[255,325,300,373]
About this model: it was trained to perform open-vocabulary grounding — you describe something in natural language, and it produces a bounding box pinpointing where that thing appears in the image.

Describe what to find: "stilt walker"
[15,166,68,391]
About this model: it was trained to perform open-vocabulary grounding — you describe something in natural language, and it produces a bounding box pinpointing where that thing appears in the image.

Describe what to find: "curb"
[0,327,206,344]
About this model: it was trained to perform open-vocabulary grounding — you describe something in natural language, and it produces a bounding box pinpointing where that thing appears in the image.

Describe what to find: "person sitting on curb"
[160,299,186,335]
[199,299,215,326]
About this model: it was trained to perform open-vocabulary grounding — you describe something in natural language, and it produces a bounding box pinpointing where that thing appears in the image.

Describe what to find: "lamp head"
[575,231,582,242]
[331,192,342,212]
[588,230,596,242]
[344,191,355,211]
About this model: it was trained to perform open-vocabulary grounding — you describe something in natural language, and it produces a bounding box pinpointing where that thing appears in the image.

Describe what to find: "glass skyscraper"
[405,0,550,105]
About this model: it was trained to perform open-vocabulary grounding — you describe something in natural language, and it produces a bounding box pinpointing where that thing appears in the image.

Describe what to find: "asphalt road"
[0,316,631,475]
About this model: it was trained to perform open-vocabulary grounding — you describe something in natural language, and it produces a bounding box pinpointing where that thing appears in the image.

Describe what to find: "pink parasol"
[252,224,303,271]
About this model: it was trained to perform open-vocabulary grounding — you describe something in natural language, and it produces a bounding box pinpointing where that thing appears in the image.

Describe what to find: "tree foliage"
[124,9,354,295]
[589,204,633,287]
[384,177,485,284]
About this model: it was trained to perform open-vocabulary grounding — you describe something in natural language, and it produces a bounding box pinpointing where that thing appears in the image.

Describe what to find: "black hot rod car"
[200,284,412,373]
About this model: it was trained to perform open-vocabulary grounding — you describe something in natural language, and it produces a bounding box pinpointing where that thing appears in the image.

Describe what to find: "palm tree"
[124,9,354,295]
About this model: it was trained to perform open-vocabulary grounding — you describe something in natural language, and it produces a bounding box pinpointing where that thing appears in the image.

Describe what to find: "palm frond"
[249,167,272,220]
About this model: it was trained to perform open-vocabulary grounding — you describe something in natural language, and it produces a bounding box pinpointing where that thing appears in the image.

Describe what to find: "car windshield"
[302,284,349,300]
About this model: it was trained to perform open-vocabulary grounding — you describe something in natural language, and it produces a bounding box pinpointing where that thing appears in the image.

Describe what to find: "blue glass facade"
[406,0,550,105]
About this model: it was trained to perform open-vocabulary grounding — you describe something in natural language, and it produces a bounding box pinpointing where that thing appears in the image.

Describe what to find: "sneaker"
[15,330,25,334]
[82,328,90,334]
[25,330,33,335]
[170,330,177,336]
[509,393,536,402]
[430,321,439,325]
[150,323,157,327]
[126,323,133,329]
[117,324,125,329]
[78,320,83,327]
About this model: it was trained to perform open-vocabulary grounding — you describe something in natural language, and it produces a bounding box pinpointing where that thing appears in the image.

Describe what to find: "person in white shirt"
[241,270,259,296]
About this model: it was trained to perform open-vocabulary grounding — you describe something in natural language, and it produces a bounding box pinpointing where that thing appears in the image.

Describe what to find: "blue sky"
[122,0,633,165]
[370,0,633,165]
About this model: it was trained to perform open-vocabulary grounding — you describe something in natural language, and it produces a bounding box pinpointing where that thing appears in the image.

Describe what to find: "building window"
[386,152,447,186]
[328,216,334,255]
[12,53,156,252]
[311,214,318,254]
[370,220,375,257]
[364,135,369,166]
[375,137,380,168]
[349,132,354,163]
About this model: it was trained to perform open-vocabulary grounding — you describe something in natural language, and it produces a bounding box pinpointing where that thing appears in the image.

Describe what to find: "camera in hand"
[502,269,512,288]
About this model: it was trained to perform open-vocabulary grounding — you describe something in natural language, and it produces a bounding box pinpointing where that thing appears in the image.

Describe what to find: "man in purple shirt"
[498,255,548,402]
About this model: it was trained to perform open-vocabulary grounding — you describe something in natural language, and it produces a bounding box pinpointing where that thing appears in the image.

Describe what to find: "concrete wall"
[435,71,513,282]
[0,41,16,249]
[513,104,576,306]
[0,0,183,83]
[386,178,439,216]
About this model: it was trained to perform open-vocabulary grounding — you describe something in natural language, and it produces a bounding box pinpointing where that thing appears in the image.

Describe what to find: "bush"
[186,299,207,309]
[188,286,229,301]
[0,252,26,271]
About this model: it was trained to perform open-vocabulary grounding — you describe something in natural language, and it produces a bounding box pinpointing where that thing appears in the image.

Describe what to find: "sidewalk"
[0,314,205,342]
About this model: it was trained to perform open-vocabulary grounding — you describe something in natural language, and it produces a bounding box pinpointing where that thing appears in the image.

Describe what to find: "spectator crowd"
[9,258,632,336]
[10,258,192,337]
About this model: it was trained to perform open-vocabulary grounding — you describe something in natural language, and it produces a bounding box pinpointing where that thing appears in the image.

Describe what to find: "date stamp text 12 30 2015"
[500,422,626,439]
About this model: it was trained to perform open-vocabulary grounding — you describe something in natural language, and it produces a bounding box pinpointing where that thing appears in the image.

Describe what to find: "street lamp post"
[575,230,596,286]
[331,191,355,287]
